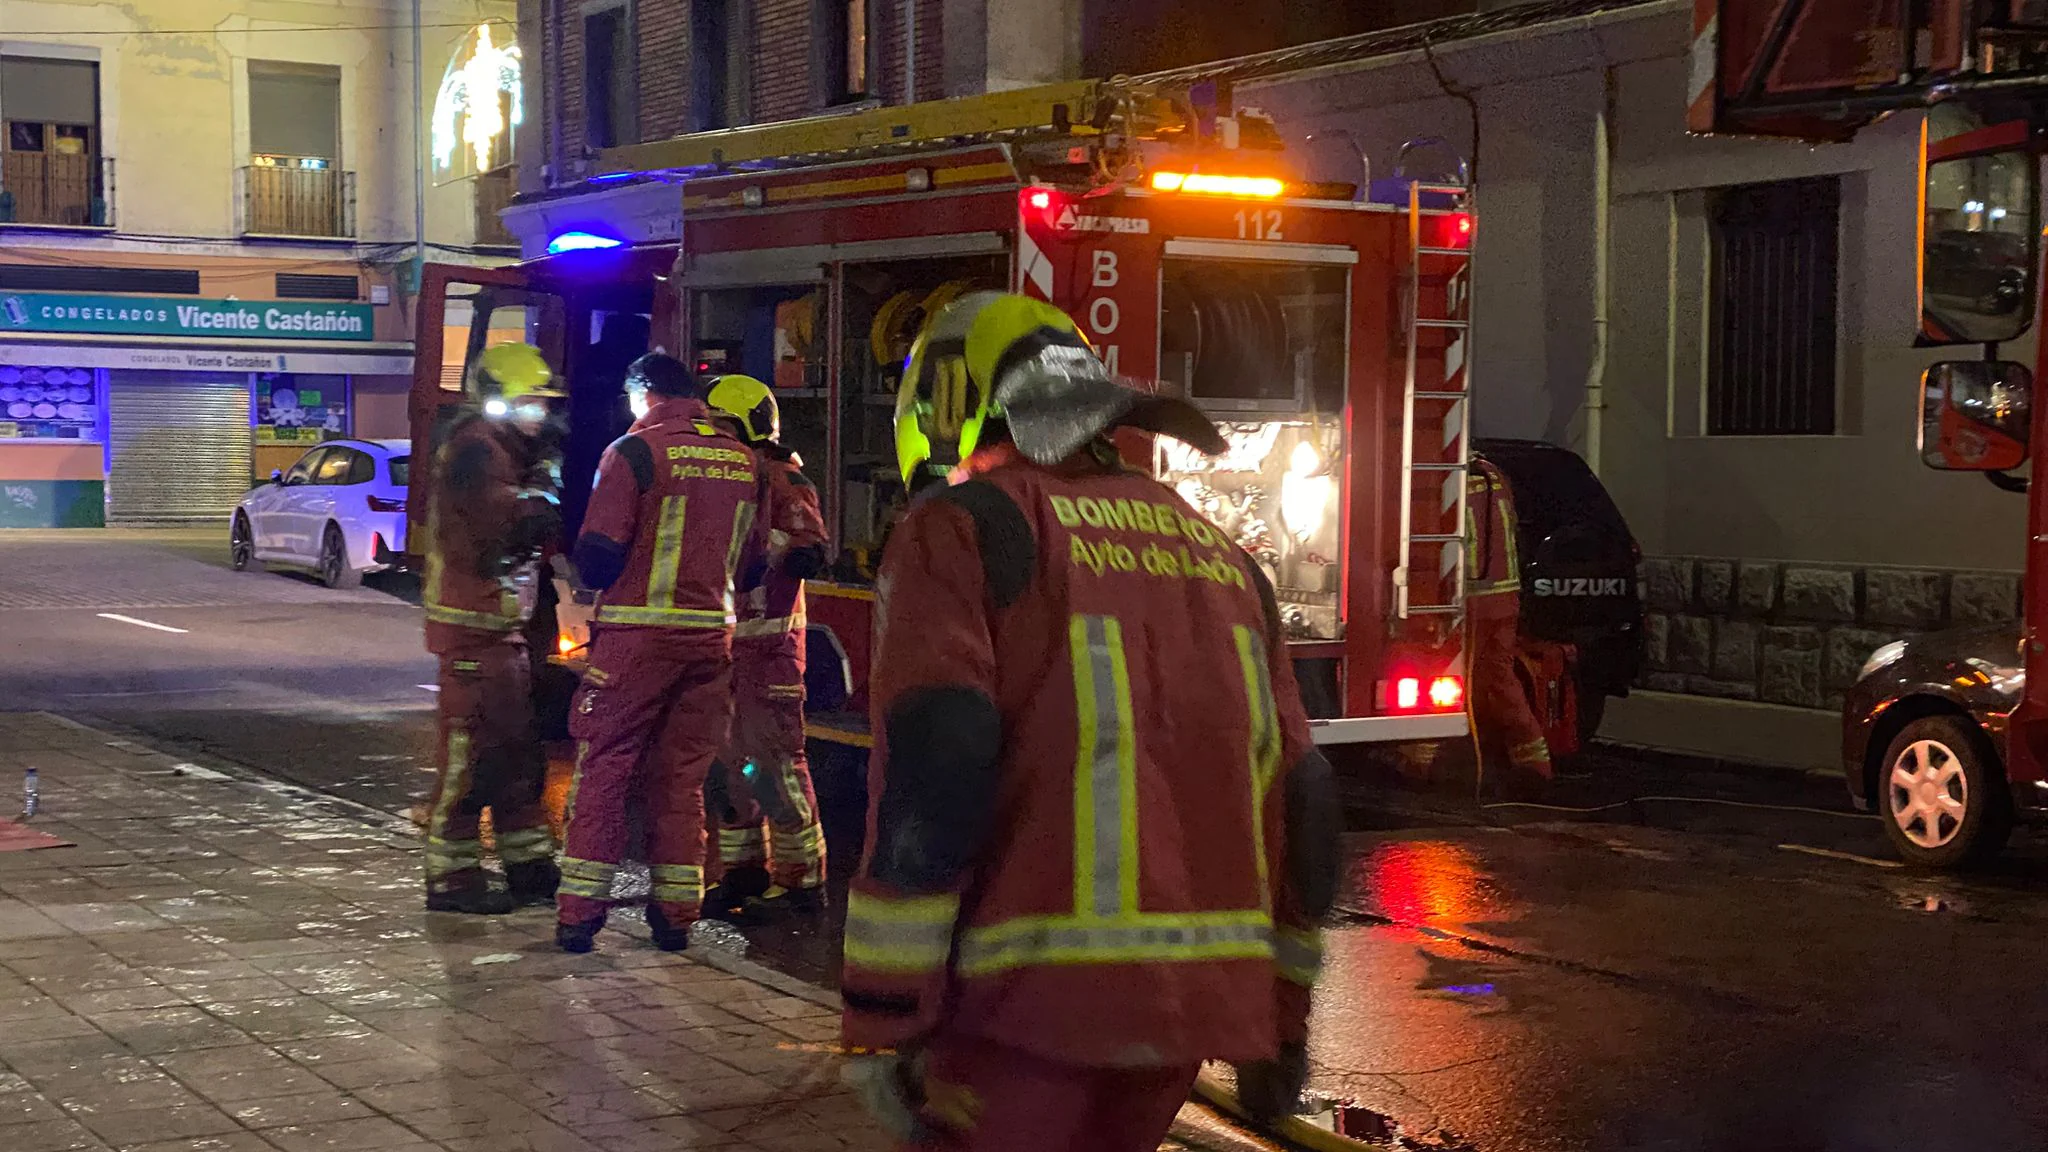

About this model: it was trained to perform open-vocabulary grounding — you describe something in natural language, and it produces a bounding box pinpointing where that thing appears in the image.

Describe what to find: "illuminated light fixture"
[588,171,636,184]
[1395,677,1422,710]
[432,23,523,172]
[1279,439,1334,543]
[483,398,510,417]
[1149,171,1285,198]
[1428,676,1464,710]
[546,230,622,254]
[1025,188,1054,210]
[742,186,766,208]
[905,168,932,192]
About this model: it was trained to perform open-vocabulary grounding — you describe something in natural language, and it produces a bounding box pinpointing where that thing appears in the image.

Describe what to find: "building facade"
[0,0,518,526]
[1242,0,2026,764]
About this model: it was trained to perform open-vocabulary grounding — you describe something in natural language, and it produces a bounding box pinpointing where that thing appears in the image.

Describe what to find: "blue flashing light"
[588,171,637,183]
[546,230,624,254]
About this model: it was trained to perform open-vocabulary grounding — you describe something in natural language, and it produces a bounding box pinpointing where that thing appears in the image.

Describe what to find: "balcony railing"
[0,152,114,228]
[239,164,356,239]
[474,166,517,248]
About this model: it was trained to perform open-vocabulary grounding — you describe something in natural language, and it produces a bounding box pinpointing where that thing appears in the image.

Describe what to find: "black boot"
[505,859,561,906]
[426,874,515,916]
[757,884,828,915]
[701,864,772,923]
[645,905,690,952]
[556,918,603,954]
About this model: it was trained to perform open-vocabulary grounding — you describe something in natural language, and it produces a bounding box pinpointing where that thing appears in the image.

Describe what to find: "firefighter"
[838,293,1343,1152]
[1467,456,1552,784]
[555,352,765,954]
[700,374,831,920]
[421,342,565,915]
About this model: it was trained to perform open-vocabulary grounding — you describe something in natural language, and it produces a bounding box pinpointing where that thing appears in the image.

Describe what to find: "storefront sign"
[0,343,411,375]
[1,293,375,342]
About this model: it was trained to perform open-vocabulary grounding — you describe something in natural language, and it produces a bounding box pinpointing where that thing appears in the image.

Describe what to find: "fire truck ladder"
[1393,180,1475,624]
[594,79,1228,179]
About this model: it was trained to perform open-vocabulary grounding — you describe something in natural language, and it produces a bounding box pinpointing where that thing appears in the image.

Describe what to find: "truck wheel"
[1877,715,2012,869]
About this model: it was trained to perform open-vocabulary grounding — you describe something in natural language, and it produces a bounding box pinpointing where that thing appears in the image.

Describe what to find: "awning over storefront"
[0,337,414,376]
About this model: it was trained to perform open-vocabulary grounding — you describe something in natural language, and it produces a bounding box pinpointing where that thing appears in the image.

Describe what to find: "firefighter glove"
[1234,1040,1309,1126]
[506,492,562,557]
[840,1052,927,1142]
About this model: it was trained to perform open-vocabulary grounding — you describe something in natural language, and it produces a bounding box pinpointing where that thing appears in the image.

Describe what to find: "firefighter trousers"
[1469,591,1552,780]
[423,632,554,894]
[908,1032,1199,1152]
[705,636,825,891]
[557,625,733,928]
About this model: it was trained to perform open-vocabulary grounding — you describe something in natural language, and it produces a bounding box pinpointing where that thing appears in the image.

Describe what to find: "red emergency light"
[1021,186,1065,228]
[1422,213,1474,250]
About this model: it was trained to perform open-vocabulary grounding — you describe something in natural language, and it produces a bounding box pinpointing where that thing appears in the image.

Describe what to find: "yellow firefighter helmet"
[895,292,1224,486]
[705,374,779,444]
[472,342,564,401]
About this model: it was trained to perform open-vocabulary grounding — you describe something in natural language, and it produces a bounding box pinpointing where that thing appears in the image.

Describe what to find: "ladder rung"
[1414,319,1469,329]
[1418,246,1472,256]
[1410,534,1461,544]
[1412,463,1467,473]
[1406,604,1462,615]
[1415,391,1466,400]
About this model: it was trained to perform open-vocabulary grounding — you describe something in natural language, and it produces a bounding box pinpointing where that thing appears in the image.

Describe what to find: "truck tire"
[1877,714,2012,869]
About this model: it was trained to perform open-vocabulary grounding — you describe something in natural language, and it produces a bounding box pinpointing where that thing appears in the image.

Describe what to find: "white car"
[231,439,409,589]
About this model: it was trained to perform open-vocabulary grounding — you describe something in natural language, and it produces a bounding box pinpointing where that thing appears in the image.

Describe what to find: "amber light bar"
[1149,171,1285,198]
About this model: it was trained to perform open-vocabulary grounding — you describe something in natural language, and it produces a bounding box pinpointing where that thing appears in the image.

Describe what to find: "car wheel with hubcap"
[1878,714,2011,869]
[319,523,362,590]
[230,514,255,572]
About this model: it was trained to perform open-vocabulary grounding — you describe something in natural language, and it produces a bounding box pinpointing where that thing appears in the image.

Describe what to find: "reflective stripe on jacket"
[424,415,531,649]
[733,446,825,655]
[1465,457,1521,599]
[583,397,759,631]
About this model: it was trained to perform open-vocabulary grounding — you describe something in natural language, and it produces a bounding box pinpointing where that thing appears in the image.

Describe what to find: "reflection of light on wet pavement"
[1356,840,1503,928]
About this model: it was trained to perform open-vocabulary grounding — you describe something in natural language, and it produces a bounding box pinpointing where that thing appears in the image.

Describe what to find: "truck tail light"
[1428,675,1465,710]
[1384,675,1465,713]
[367,495,406,513]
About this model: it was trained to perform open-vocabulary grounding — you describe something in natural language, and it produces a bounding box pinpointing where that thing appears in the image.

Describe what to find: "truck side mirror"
[1920,145,2038,345]
[1920,361,2031,471]
[270,470,284,485]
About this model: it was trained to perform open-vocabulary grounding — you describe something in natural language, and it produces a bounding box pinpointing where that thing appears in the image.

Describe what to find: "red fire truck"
[1692,2,2048,865]
[406,79,1482,766]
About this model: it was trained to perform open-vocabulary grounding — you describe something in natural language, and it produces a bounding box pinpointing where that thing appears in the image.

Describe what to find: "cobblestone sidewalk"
[0,712,886,1152]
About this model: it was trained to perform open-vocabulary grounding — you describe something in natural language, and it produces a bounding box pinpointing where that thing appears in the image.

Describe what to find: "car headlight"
[1858,641,1907,681]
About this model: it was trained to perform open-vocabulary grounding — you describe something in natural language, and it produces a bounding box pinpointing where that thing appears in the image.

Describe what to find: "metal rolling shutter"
[107,375,252,523]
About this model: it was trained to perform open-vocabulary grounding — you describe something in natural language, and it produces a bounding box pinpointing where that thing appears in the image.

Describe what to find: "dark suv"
[1474,439,1643,743]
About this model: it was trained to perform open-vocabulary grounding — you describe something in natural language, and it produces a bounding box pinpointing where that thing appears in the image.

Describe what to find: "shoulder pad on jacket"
[607,433,656,492]
[930,480,1035,612]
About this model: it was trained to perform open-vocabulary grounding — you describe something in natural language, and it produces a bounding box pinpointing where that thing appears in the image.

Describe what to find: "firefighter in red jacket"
[555,352,763,954]
[700,374,831,919]
[1467,457,1552,783]
[421,342,565,915]
[839,294,1342,1151]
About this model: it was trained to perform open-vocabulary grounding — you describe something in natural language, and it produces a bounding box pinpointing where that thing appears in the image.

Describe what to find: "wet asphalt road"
[10,532,2048,1150]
